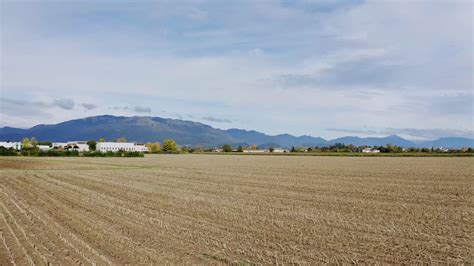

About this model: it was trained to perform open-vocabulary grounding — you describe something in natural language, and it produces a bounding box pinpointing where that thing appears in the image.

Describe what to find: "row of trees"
[146,139,179,153]
[216,143,473,153]
[21,137,38,149]
[288,143,472,153]
[13,137,474,155]
[220,144,257,152]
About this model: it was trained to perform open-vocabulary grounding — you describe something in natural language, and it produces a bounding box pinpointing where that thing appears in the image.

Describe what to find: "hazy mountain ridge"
[0,115,472,148]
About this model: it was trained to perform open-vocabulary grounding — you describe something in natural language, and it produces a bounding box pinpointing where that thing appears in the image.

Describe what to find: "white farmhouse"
[133,144,148,152]
[0,141,22,150]
[52,142,67,149]
[96,142,148,153]
[66,141,90,152]
[37,145,52,151]
[273,148,289,153]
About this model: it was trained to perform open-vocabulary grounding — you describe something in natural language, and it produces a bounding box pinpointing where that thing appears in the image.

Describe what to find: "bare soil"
[0,155,472,264]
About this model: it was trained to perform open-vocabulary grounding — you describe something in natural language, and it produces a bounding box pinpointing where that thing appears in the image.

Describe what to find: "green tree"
[146,142,161,153]
[146,142,153,153]
[387,144,402,153]
[181,146,190,153]
[162,139,178,153]
[269,147,275,152]
[30,137,38,149]
[194,146,205,153]
[22,137,30,149]
[222,144,232,152]
[291,146,296,152]
[99,138,106,142]
[87,140,97,151]
[115,137,127,143]
[237,145,243,152]
[38,141,52,146]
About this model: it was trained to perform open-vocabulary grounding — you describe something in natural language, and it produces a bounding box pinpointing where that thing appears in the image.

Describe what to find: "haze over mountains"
[0,115,472,148]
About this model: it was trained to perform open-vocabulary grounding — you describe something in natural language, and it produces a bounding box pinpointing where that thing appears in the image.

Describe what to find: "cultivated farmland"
[0,155,472,264]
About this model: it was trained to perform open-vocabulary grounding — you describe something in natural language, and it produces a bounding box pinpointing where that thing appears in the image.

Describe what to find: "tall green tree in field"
[269,147,275,152]
[87,140,97,151]
[222,144,232,152]
[162,139,178,153]
[146,142,161,153]
[30,137,38,149]
[237,145,243,152]
[115,137,127,143]
[22,137,30,149]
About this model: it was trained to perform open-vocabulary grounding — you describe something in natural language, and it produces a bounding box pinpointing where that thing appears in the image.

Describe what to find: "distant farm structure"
[0,141,22,150]
[65,141,90,152]
[97,142,148,152]
[362,148,381,153]
[242,149,267,153]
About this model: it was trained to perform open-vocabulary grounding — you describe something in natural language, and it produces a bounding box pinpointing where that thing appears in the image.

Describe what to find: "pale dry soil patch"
[0,155,472,264]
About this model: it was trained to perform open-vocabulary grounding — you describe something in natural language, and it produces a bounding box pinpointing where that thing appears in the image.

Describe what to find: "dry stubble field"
[0,155,472,264]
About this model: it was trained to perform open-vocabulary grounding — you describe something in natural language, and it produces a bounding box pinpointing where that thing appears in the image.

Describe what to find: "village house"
[66,141,90,152]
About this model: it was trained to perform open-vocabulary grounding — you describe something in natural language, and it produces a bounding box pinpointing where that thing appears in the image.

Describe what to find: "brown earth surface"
[0,155,472,264]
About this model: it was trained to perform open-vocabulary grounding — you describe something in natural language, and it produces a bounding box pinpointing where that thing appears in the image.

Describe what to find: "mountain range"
[0,115,472,148]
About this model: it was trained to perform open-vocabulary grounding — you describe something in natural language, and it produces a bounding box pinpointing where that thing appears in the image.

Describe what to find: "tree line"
[2,137,472,157]
[286,143,472,153]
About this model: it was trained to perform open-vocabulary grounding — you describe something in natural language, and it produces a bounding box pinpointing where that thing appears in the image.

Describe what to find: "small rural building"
[243,149,268,153]
[273,148,289,153]
[0,141,22,150]
[37,145,51,151]
[52,142,67,149]
[66,141,90,152]
[96,142,148,152]
[362,148,380,153]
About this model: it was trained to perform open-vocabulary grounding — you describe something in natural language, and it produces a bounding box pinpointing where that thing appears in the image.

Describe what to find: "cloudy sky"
[1,0,472,140]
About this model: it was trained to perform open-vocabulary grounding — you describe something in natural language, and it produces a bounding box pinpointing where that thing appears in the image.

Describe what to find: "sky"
[0,0,473,140]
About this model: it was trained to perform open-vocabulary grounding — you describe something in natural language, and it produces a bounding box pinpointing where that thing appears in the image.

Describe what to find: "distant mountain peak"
[0,115,472,148]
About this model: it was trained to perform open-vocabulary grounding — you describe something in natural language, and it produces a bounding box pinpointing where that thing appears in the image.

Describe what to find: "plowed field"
[0,155,472,264]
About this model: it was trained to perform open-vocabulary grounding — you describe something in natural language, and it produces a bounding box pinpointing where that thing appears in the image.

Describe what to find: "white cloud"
[134,106,152,113]
[81,103,97,110]
[202,116,232,123]
[53,99,75,110]
[0,0,472,138]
